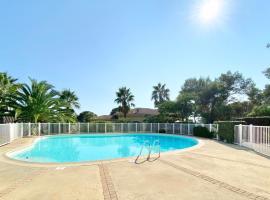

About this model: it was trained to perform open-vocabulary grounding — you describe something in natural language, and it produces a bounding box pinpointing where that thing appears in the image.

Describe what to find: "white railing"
[0,123,23,146]
[235,124,270,156]
[0,123,218,146]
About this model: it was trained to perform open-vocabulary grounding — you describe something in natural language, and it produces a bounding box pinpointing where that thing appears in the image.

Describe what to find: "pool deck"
[0,137,270,200]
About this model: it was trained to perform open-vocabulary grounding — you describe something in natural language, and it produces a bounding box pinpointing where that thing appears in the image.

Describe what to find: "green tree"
[60,89,80,110]
[0,72,21,118]
[179,71,252,123]
[114,87,135,118]
[157,101,178,122]
[11,79,76,123]
[176,94,194,121]
[151,83,170,107]
[77,111,97,122]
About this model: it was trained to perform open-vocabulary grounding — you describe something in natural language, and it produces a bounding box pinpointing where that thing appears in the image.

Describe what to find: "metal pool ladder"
[150,140,161,159]
[135,140,160,163]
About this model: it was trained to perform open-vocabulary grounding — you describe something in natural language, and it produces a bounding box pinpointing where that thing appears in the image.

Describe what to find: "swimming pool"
[8,134,198,163]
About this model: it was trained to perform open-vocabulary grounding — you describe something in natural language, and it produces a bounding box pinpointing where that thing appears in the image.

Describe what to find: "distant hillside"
[97,108,158,122]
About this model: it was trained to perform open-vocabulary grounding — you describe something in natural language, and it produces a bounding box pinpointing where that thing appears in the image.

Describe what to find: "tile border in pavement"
[98,163,118,200]
[159,159,269,200]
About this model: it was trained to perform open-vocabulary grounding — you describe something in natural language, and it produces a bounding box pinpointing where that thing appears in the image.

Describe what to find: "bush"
[241,117,270,126]
[216,121,245,143]
[193,126,213,138]
[159,129,166,133]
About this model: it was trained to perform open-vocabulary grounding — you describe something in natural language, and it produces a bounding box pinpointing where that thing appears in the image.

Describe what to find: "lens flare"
[192,0,228,27]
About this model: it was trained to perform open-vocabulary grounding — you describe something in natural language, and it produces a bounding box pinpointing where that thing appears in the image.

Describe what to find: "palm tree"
[114,87,135,118]
[11,79,76,123]
[151,83,170,107]
[0,72,21,117]
[60,89,80,110]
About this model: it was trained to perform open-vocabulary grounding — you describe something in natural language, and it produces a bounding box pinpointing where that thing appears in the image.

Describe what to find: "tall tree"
[0,72,20,118]
[77,111,97,122]
[11,79,76,123]
[114,87,135,118]
[60,89,80,110]
[179,71,253,123]
[176,94,194,122]
[151,83,170,107]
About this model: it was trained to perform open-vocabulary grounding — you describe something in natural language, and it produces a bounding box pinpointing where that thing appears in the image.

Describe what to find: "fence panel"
[235,125,270,156]
[0,123,218,146]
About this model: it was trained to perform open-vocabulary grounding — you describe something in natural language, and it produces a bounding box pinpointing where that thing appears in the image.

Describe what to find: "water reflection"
[13,134,198,163]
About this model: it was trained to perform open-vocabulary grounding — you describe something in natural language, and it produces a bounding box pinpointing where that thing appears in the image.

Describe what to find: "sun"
[193,0,227,26]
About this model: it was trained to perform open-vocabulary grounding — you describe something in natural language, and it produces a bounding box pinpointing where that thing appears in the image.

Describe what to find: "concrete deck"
[0,137,270,200]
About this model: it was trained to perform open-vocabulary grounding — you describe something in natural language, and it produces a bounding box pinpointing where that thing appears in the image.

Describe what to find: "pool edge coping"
[1,134,205,168]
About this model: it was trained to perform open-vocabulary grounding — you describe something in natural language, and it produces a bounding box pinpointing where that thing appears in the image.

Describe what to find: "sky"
[0,0,269,115]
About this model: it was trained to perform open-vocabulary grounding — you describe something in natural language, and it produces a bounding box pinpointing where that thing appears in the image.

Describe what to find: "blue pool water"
[10,134,198,163]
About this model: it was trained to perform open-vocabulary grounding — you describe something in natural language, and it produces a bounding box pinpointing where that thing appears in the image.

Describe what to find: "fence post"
[87,123,90,133]
[158,123,160,133]
[58,123,60,134]
[20,123,23,137]
[28,123,31,137]
[68,123,71,134]
[209,124,212,133]
[249,124,253,149]
[150,123,153,133]
[121,123,123,133]
[9,123,12,142]
[188,124,190,135]
[105,123,107,133]
[173,123,175,134]
[136,123,138,133]
[78,123,80,133]
[239,124,243,146]
[38,123,41,136]
[48,123,50,135]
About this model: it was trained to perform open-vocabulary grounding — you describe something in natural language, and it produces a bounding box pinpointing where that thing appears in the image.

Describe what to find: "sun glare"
[193,0,228,27]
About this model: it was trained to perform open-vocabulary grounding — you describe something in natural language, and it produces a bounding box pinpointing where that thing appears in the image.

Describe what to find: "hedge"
[193,126,213,138]
[241,117,270,126]
[216,121,245,143]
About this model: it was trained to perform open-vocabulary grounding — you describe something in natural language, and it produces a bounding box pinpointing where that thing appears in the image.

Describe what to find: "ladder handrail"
[149,140,160,159]
[135,140,150,163]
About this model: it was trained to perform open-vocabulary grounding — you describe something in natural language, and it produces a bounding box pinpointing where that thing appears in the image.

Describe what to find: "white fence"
[235,125,270,156]
[0,123,23,146]
[0,123,218,146]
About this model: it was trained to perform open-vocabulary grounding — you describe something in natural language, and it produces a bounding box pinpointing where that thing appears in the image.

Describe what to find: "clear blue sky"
[0,0,269,115]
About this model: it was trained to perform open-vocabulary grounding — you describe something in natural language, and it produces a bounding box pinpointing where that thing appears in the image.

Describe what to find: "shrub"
[193,126,213,138]
[159,129,166,133]
[216,121,245,143]
[241,117,270,126]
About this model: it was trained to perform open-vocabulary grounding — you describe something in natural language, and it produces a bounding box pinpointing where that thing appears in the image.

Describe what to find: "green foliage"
[77,111,97,122]
[242,117,270,126]
[179,71,253,123]
[0,72,21,118]
[217,121,245,143]
[175,94,194,121]
[11,79,77,123]
[193,126,213,138]
[248,105,270,117]
[151,83,170,107]
[60,89,80,110]
[158,101,176,114]
[159,129,166,133]
[114,87,135,118]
